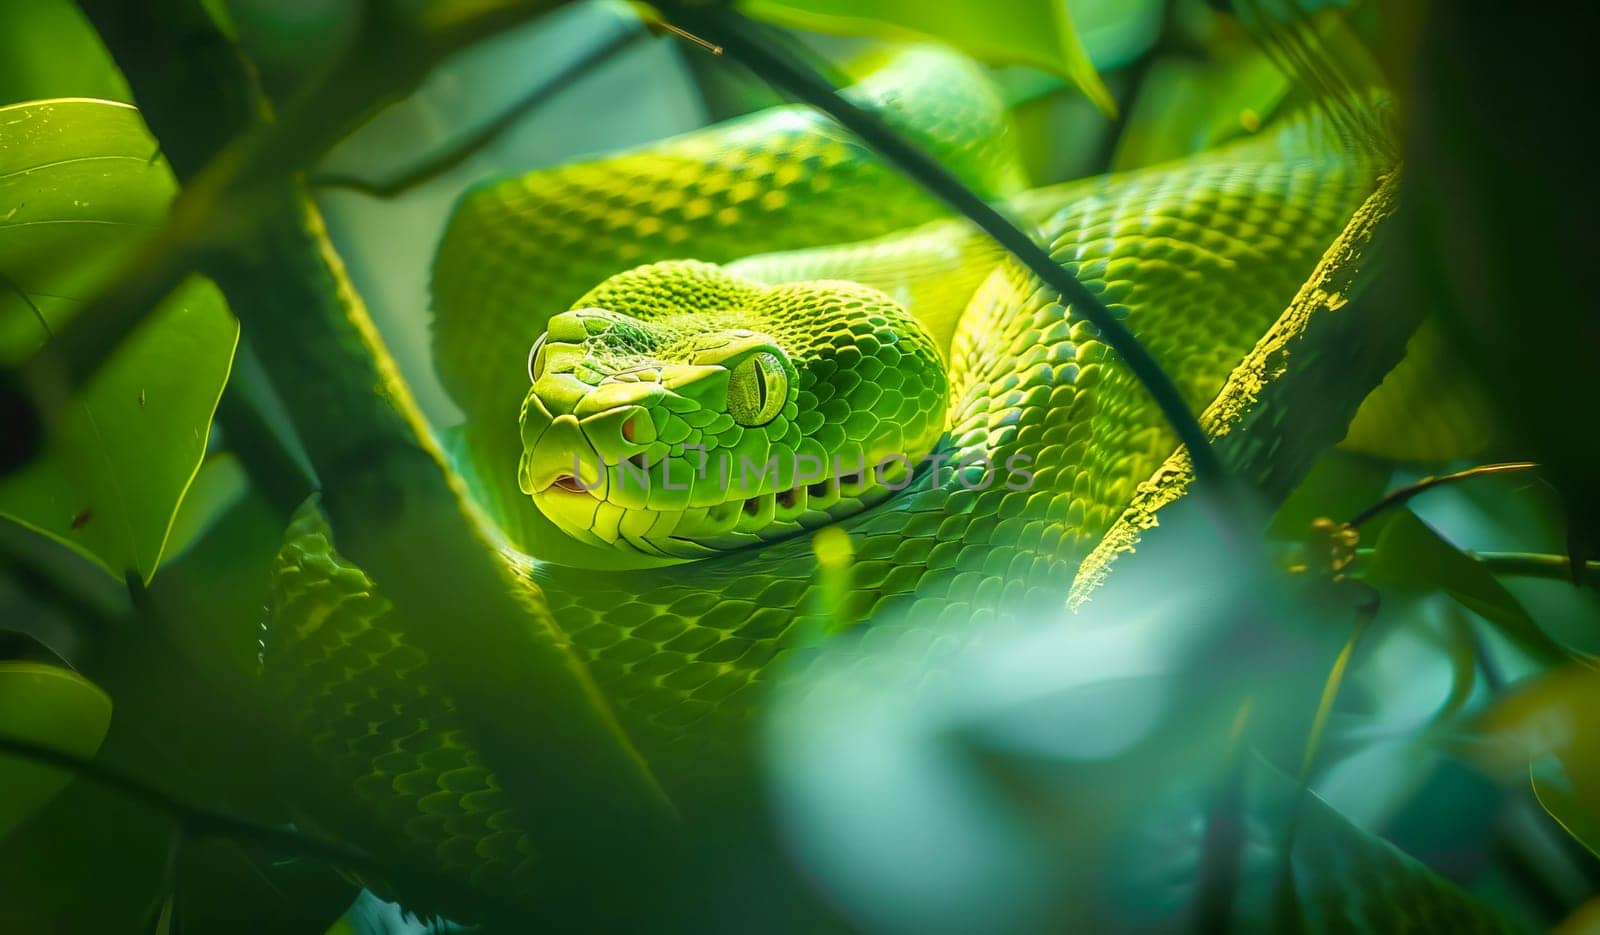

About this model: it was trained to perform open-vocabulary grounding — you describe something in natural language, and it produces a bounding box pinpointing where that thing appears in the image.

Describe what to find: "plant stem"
[1470,551,1598,583]
[0,733,380,876]
[1347,461,1538,528]
[652,0,1226,486]
[312,23,645,199]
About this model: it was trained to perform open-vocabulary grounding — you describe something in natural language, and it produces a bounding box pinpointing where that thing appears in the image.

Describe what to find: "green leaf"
[1249,758,1518,933]
[1362,509,1571,665]
[0,99,238,582]
[1478,665,1600,858]
[1531,756,1600,859]
[0,661,113,840]
[1112,47,1289,171]
[738,0,1117,115]
[1341,319,1495,461]
[0,0,130,107]
[161,452,248,562]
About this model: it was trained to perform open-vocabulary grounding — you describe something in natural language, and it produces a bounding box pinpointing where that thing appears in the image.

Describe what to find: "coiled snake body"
[263,48,1387,915]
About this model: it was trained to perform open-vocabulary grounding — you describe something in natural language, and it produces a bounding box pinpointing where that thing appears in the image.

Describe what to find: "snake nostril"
[622,416,636,442]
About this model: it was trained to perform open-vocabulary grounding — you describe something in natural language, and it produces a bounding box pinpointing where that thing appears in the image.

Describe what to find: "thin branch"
[0,733,380,876]
[312,24,645,199]
[1349,546,1600,586]
[651,0,1226,486]
[1347,461,1539,529]
[1469,551,1599,584]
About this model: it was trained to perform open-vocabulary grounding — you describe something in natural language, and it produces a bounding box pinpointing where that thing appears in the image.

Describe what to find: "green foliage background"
[0,1,1596,932]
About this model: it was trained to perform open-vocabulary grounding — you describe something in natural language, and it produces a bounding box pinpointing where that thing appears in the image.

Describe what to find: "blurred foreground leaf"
[736,0,1116,114]
[0,99,238,581]
[1112,45,1288,171]
[1257,758,1516,933]
[1477,664,1600,859]
[766,537,1515,930]
[1531,756,1600,860]
[0,660,112,840]
[1363,510,1572,665]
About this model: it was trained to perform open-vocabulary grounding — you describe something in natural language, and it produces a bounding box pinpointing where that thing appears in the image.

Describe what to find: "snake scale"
[261,47,1389,918]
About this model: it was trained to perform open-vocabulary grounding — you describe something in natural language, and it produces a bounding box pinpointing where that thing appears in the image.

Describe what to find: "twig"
[0,733,380,876]
[1350,545,1599,587]
[653,20,721,55]
[651,1,1226,486]
[312,24,645,198]
[1469,551,1600,584]
[1346,461,1539,529]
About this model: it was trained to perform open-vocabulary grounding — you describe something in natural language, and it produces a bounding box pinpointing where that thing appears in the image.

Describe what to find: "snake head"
[518,260,948,560]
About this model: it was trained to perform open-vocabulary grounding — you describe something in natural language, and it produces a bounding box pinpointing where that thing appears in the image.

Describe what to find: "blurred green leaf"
[1530,756,1600,859]
[0,0,130,107]
[1112,47,1289,171]
[1363,510,1571,665]
[1341,319,1495,461]
[1478,665,1600,859]
[1256,757,1518,933]
[0,660,112,840]
[0,99,239,582]
[737,0,1117,114]
[152,891,177,935]
[161,452,248,562]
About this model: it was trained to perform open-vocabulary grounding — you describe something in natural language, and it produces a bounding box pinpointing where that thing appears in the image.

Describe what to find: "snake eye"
[727,352,786,426]
[527,334,548,383]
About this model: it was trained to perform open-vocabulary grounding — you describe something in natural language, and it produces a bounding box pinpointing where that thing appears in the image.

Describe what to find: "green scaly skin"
[262,48,1387,918]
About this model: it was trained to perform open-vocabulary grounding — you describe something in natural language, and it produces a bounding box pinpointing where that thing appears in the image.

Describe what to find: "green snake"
[262,46,1393,918]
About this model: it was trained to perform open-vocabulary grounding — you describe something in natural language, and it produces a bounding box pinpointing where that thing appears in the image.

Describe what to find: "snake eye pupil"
[728,352,786,427]
[528,334,548,383]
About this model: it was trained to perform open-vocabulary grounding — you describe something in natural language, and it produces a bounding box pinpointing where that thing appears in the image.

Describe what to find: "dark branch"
[0,733,380,876]
[312,24,645,199]
[1469,551,1600,585]
[651,0,1227,486]
[1346,461,1539,529]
